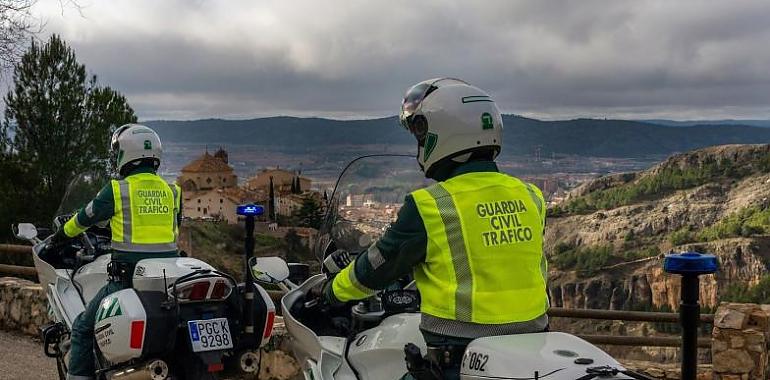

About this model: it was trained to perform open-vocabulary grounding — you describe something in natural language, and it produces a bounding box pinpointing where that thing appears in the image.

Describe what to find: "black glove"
[304,275,343,308]
[321,277,339,305]
[323,249,354,274]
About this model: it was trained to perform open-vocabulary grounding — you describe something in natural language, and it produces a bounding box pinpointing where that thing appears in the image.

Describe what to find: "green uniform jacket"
[63,166,182,265]
[327,160,549,339]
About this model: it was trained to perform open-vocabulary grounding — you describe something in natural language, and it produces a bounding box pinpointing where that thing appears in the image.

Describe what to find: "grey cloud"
[33,0,770,120]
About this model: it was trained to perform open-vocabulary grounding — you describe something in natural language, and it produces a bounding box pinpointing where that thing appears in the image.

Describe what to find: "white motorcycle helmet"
[399,78,503,178]
[110,124,162,176]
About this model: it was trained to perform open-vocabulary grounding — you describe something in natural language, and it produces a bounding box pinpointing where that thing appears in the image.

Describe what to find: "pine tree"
[293,196,323,229]
[0,35,136,240]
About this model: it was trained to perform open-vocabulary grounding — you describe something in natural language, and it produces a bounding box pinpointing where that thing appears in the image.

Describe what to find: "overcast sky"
[28,0,770,121]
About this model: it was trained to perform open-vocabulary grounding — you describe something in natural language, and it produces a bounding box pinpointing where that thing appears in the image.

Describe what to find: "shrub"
[669,228,695,246]
[559,157,758,214]
[722,276,770,304]
[698,207,770,242]
[622,246,659,261]
[551,244,614,277]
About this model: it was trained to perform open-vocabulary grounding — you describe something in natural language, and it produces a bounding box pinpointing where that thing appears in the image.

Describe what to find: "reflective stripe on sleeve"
[84,201,95,218]
[366,244,386,270]
[332,262,375,302]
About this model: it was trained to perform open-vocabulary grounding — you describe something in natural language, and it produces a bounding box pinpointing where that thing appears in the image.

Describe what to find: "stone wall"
[622,360,713,379]
[0,277,49,336]
[712,303,770,379]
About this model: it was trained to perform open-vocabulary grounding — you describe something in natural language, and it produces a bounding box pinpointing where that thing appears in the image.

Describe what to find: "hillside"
[644,119,770,128]
[546,144,770,311]
[145,116,770,158]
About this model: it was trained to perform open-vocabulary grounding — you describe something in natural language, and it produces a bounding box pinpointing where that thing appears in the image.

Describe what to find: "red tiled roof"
[181,152,233,173]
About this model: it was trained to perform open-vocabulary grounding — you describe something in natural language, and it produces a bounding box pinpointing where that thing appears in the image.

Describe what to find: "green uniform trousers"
[68,281,124,379]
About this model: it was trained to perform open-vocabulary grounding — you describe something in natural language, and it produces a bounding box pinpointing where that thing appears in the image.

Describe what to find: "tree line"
[0,34,136,241]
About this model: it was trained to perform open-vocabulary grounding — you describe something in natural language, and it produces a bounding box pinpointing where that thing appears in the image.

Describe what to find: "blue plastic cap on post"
[237,204,265,216]
[663,252,718,276]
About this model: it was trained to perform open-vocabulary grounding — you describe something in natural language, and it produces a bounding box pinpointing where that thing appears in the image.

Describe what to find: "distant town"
[165,143,665,224]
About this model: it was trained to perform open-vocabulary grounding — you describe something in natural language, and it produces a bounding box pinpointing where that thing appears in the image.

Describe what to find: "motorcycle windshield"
[56,172,112,216]
[315,155,430,260]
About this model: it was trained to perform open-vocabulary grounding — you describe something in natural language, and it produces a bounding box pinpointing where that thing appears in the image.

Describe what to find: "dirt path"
[0,331,58,379]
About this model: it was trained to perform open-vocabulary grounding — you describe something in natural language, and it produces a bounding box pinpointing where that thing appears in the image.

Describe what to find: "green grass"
[183,221,284,280]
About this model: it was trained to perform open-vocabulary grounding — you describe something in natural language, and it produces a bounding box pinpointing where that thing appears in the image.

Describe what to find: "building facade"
[177,148,238,193]
[177,148,265,223]
[245,168,311,194]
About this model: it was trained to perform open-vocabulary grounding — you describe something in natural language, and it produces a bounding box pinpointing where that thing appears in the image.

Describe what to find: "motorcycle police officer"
[51,124,181,380]
[324,78,548,379]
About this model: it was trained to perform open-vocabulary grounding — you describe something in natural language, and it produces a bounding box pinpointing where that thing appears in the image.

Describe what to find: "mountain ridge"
[145,115,770,158]
[643,119,770,128]
[545,144,770,312]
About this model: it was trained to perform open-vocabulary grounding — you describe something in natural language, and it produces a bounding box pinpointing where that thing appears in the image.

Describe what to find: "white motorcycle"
[14,173,276,380]
[252,155,653,380]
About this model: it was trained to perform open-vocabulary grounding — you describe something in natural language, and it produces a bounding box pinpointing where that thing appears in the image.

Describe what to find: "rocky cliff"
[547,144,770,310]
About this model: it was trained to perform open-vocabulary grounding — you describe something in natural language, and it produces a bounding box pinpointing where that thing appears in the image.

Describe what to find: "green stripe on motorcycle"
[96,298,122,322]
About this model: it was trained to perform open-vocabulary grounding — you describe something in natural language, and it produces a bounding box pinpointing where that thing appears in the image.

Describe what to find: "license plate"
[188,318,234,352]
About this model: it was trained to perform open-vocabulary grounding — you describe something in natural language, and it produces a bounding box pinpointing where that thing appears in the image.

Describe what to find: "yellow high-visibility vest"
[110,173,181,252]
[411,171,548,324]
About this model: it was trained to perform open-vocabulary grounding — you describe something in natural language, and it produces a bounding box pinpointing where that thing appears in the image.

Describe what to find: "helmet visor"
[399,78,470,138]
[399,81,433,129]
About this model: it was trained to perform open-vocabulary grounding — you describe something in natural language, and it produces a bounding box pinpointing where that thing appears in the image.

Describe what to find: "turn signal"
[263,310,275,339]
[129,320,145,349]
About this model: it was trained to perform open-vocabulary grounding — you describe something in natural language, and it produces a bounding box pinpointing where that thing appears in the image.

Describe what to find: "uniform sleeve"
[329,194,428,303]
[63,183,115,238]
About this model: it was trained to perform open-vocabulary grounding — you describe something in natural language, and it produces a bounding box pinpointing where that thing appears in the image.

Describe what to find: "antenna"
[163,269,169,301]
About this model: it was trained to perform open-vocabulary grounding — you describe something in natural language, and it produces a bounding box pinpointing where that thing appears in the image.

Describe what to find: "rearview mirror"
[13,223,38,241]
[250,256,290,283]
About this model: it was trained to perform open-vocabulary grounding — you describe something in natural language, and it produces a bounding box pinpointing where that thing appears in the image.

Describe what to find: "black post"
[243,213,256,344]
[679,275,700,380]
[663,252,717,380]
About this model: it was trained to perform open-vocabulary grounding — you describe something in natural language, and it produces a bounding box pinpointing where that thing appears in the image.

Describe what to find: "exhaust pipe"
[664,252,717,380]
[239,350,261,373]
[108,359,169,380]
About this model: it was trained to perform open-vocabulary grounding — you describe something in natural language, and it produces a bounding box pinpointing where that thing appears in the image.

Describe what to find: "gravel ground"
[0,331,58,379]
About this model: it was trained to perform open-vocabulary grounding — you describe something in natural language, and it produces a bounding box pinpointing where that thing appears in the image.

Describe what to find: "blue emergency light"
[663,251,718,275]
[237,204,265,216]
